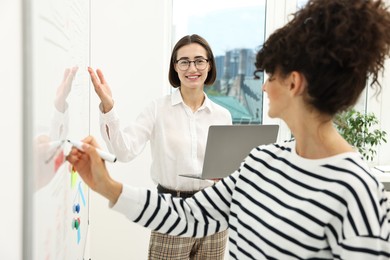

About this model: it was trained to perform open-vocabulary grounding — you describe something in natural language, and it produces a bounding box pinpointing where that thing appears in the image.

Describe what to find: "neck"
[180,88,205,112]
[288,113,354,159]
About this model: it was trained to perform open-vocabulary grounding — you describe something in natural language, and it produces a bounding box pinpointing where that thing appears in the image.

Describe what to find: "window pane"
[173,0,267,124]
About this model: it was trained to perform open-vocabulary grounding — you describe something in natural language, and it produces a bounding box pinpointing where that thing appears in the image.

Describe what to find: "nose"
[188,61,197,69]
[186,61,198,72]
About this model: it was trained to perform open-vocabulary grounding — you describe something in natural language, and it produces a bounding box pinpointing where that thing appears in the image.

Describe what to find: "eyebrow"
[177,55,207,60]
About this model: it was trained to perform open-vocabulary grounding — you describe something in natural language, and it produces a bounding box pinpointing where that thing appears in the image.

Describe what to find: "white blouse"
[99,89,232,191]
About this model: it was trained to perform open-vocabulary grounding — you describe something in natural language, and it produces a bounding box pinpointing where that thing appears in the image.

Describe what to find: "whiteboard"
[26,0,91,259]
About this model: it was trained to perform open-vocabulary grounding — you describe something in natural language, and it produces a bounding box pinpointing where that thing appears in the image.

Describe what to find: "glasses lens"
[177,60,190,70]
[195,59,207,70]
[176,59,208,70]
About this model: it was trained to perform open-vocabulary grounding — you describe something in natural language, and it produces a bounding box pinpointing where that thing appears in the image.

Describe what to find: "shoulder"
[136,95,172,119]
[328,153,381,190]
[212,103,231,116]
[145,94,172,108]
[155,93,172,103]
[239,140,294,171]
[249,140,294,160]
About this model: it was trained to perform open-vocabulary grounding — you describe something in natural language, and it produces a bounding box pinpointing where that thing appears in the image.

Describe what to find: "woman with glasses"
[73,0,390,258]
[87,34,231,259]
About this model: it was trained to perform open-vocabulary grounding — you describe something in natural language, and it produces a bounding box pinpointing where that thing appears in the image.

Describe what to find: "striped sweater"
[112,140,390,259]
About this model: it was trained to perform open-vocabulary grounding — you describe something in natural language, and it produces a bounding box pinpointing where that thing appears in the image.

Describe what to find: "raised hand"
[54,66,78,113]
[88,67,114,113]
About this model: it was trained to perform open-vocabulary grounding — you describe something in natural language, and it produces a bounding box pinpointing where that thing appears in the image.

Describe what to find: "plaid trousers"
[148,229,228,260]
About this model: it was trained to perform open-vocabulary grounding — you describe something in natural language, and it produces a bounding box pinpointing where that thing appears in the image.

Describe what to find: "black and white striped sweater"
[113,140,390,259]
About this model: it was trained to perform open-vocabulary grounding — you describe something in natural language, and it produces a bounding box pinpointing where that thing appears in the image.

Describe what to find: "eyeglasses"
[175,58,209,71]
[253,69,263,80]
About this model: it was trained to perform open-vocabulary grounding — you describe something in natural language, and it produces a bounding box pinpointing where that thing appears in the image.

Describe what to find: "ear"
[288,71,306,96]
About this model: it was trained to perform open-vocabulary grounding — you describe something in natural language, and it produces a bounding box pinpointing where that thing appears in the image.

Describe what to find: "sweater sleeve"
[327,183,390,259]
[111,171,239,237]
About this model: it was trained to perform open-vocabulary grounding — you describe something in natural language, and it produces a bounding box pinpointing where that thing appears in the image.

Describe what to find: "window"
[172,0,267,124]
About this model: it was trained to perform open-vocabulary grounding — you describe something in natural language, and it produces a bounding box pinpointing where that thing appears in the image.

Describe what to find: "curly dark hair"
[168,34,217,88]
[256,0,390,115]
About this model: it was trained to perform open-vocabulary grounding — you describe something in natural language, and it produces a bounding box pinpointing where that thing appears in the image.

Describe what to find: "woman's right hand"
[88,67,114,113]
[66,135,123,204]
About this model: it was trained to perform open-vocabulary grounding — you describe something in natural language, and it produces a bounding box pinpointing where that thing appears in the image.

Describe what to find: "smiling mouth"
[186,75,200,79]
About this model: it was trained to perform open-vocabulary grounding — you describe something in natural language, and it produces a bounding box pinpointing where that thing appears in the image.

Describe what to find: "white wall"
[367,57,390,165]
[0,1,23,259]
[89,0,172,259]
[262,0,297,142]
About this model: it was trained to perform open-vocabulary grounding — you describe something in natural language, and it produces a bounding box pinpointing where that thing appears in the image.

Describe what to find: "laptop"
[180,124,279,180]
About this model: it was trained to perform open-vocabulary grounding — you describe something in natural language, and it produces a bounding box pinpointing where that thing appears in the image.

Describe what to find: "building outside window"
[172,0,267,124]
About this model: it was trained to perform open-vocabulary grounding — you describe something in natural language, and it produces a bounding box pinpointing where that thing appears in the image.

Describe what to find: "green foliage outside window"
[334,109,387,161]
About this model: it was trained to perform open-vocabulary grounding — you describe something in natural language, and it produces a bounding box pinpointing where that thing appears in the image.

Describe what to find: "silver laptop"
[180,124,279,180]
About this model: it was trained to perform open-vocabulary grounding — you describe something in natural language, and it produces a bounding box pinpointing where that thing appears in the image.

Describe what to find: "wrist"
[100,99,114,113]
[54,99,68,113]
[98,178,123,205]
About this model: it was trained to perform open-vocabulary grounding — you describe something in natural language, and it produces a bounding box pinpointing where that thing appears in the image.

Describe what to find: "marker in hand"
[67,139,117,163]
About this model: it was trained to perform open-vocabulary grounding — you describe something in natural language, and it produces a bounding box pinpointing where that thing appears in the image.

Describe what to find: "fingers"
[96,69,107,85]
[82,143,99,161]
[66,140,102,172]
[88,67,100,87]
[79,137,104,164]
[68,66,78,79]
[88,67,107,85]
[88,67,113,113]
[82,135,101,149]
[66,147,83,167]
[63,68,71,81]
[63,66,78,82]
[71,66,79,73]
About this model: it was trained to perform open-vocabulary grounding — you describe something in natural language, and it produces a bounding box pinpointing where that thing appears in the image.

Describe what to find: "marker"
[67,139,117,163]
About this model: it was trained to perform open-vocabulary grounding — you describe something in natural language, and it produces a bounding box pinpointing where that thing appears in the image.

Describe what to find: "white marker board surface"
[25,0,91,259]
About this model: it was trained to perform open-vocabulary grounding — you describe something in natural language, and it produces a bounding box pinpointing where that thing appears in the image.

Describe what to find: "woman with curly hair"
[68,0,390,259]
